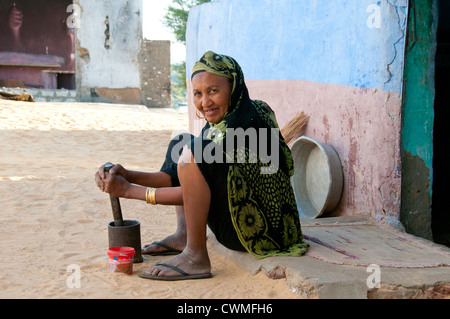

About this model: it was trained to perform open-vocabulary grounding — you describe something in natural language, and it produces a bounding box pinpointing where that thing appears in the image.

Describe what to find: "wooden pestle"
[104,164,124,227]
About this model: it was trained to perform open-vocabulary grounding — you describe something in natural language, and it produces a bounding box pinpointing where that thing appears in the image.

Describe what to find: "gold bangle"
[146,187,156,205]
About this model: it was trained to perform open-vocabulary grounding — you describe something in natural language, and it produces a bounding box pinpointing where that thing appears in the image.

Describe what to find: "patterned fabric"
[192,51,308,258]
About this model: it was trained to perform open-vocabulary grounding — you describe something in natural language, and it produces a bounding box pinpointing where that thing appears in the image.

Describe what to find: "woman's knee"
[167,133,194,163]
[178,147,195,170]
[178,148,210,195]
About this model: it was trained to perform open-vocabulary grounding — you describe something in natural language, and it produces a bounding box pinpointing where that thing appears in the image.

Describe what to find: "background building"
[185,0,449,245]
[0,0,171,107]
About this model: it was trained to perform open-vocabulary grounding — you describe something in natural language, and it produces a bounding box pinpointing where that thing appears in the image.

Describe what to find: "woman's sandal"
[138,262,212,281]
[142,241,182,256]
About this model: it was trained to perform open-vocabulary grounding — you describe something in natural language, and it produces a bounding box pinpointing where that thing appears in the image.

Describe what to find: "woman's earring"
[196,109,205,119]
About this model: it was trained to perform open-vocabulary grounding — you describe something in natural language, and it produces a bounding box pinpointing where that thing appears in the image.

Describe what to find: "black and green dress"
[161,51,309,258]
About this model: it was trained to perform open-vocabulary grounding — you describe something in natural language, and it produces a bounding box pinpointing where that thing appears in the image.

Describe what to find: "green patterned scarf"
[192,51,308,258]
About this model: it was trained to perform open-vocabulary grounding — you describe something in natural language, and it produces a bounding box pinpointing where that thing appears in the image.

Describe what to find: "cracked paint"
[187,0,408,222]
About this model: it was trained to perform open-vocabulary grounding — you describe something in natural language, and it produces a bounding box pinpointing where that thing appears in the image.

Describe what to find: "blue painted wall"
[186,0,414,226]
[187,0,408,93]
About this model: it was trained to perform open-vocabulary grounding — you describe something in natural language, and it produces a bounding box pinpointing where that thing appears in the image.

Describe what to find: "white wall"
[75,0,142,89]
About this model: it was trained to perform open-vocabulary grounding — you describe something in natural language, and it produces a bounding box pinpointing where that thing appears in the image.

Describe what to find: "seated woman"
[95,51,309,281]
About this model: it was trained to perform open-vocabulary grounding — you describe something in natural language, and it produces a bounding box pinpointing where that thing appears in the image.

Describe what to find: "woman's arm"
[97,163,173,188]
[124,184,183,206]
[96,164,183,205]
[126,170,172,188]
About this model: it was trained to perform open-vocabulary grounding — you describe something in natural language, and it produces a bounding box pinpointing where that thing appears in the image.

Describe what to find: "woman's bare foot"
[143,247,211,278]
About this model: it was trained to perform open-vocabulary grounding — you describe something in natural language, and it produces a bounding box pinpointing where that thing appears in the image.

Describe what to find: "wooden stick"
[104,164,124,227]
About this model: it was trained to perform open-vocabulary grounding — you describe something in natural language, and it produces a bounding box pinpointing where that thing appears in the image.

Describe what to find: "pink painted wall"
[185,0,408,228]
[187,79,402,222]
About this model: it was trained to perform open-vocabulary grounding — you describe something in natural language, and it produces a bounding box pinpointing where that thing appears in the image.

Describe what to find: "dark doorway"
[0,0,75,89]
[431,1,450,247]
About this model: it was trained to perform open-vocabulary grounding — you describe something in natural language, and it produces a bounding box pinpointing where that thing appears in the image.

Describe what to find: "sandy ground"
[0,100,299,299]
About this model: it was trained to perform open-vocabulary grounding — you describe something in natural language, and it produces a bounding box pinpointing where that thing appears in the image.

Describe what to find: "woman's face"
[192,71,232,124]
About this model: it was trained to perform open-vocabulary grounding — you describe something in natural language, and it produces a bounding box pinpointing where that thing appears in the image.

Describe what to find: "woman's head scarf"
[191,51,308,258]
[191,51,291,174]
[191,51,241,114]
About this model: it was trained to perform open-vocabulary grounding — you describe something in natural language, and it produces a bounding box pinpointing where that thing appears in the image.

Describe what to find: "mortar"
[104,164,143,263]
[108,220,143,263]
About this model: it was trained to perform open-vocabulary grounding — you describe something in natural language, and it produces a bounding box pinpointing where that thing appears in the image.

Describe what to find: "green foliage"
[163,0,211,105]
[171,61,187,106]
[163,0,211,45]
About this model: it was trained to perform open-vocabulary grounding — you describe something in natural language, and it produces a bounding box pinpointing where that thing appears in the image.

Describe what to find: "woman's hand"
[96,162,129,180]
[95,162,131,197]
[102,171,131,198]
